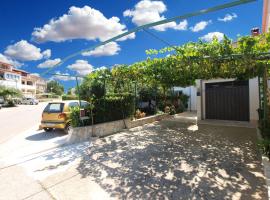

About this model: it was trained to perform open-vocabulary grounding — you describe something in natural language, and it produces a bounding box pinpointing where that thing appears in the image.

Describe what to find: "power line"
[143,28,179,52]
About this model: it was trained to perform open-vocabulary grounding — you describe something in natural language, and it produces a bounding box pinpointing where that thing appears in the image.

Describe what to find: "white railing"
[21,84,36,90]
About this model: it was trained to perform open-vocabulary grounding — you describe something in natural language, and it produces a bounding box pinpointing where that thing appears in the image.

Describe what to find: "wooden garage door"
[205,81,249,121]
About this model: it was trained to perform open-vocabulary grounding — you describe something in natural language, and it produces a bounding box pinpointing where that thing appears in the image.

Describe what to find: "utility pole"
[75,76,82,108]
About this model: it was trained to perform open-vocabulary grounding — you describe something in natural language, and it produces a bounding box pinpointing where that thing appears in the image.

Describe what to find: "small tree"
[0,86,22,101]
[47,80,64,95]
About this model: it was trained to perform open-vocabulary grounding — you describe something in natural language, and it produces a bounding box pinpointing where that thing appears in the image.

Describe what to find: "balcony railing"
[21,84,36,90]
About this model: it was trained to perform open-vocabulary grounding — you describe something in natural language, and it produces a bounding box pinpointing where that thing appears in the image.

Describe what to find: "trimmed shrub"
[93,93,135,124]
[70,93,135,126]
[62,95,78,100]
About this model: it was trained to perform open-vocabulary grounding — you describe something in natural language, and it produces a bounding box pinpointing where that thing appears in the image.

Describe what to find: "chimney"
[251,27,260,36]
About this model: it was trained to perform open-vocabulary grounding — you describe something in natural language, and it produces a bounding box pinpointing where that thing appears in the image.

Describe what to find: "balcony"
[21,84,36,91]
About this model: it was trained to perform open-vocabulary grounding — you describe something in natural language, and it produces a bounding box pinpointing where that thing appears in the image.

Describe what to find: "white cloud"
[37,58,61,68]
[67,60,94,76]
[190,20,211,32]
[123,0,188,31]
[31,73,40,77]
[0,53,23,67]
[218,13,237,22]
[95,66,108,71]
[32,6,135,43]
[82,42,120,57]
[52,71,76,81]
[4,40,49,61]
[201,32,225,42]
[42,49,51,59]
[116,32,136,41]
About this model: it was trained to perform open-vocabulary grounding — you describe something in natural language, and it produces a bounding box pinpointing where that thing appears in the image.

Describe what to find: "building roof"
[0,61,12,67]
[12,68,29,74]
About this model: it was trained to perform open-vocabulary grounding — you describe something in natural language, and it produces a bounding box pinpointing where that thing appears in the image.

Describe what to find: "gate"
[205,81,249,121]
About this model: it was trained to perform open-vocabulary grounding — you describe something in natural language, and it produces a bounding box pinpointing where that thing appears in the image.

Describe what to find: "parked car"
[0,97,4,109]
[40,100,89,133]
[0,96,4,105]
[20,97,39,105]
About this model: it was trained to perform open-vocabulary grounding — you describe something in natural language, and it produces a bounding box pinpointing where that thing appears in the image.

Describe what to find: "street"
[0,103,47,144]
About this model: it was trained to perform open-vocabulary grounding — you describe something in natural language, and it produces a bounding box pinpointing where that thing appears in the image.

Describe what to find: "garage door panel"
[205,81,249,121]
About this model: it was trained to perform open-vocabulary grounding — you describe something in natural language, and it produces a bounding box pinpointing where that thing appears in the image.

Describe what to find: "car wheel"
[30,102,33,105]
[64,123,71,134]
[43,128,53,132]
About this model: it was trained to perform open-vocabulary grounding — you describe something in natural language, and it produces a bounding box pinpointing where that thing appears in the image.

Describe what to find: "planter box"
[67,113,169,144]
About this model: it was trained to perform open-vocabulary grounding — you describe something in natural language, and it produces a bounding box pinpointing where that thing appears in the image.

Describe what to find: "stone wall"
[66,113,169,144]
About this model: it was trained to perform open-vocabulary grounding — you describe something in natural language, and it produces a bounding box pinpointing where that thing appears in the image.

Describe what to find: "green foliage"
[0,86,22,101]
[47,80,64,95]
[62,95,78,100]
[258,139,270,159]
[70,93,135,127]
[6,99,16,107]
[76,32,270,125]
[93,93,135,124]
[70,107,83,127]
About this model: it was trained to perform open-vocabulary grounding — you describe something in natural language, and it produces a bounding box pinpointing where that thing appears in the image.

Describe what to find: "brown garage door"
[205,81,249,121]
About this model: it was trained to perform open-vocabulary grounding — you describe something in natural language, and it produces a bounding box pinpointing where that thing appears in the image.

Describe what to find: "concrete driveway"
[11,118,265,200]
[80,121,267,199]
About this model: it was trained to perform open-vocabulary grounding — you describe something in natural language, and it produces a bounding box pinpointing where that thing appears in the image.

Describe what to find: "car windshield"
[44,103,64,113]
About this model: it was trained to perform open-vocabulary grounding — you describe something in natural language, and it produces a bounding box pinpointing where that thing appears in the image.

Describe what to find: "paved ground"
[0,118,266,200]
[0,103,47,144]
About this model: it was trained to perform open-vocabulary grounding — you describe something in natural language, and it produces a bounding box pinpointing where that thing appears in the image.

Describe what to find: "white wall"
[0,79,21,90]
[249,78,259,123]
[173,86,197,111]
[196,78,259,123]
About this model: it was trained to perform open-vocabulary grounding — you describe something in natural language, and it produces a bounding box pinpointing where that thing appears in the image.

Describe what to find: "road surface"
[0,103,47,144]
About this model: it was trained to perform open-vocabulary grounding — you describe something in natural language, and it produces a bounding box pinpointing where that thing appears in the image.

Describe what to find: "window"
[68,102,79,108]
[81,101,89,108]
[44,103,64,113]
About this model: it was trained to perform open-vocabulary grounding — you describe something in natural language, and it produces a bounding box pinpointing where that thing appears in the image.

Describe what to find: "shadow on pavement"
[75,121,267,200]
[25,130,66,141]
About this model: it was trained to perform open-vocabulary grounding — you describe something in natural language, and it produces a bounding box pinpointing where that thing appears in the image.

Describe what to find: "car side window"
[81,102,89,108]
[68,102,79,109]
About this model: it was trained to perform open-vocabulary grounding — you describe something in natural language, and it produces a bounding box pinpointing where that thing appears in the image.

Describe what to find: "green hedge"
[70,93,135,127]
[62,95,78,100]
[93,93,135,124]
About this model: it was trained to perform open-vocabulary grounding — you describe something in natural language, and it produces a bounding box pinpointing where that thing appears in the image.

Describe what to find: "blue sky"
[0,0,263,90]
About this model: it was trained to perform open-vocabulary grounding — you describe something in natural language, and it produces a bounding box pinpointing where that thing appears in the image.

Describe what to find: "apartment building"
[0,61,47,97]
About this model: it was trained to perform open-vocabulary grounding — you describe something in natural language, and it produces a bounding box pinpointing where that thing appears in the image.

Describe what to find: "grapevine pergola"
[41,0,270,132]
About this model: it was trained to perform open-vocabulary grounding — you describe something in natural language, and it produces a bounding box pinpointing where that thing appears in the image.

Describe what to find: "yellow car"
[40,100,89,133]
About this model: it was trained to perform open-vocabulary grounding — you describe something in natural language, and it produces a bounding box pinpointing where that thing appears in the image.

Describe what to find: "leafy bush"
[4,100,16,107]
[0,86,22,101]
[70,107,83,127]
[179,93,189,110]
[62,95,78,100]
[258,139,270,159]
[164,105,176,115]
[164,106,170,114]
[93,93,135,124]
[170,105,176,115]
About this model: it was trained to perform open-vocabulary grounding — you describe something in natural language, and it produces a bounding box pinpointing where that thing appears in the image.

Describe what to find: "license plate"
[45,123,55,127]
